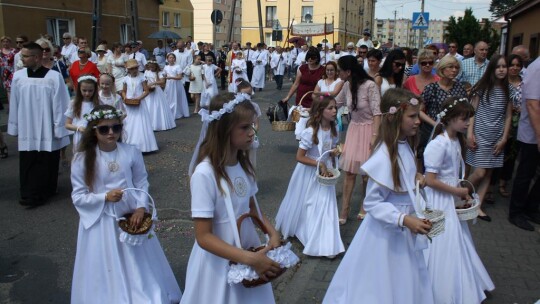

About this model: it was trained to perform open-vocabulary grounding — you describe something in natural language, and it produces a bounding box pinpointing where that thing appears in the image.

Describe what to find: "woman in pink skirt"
[336,56,381,224]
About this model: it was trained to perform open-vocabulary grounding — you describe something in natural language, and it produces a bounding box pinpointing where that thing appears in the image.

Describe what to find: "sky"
[375,0,493,21]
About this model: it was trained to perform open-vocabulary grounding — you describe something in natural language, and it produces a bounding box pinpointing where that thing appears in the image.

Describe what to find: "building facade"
[241,0,375,47]
[374,18,448,48]
[159,0,194,41]
[0,0,160,49]
[503,0,539,57]
[190,0,242,48]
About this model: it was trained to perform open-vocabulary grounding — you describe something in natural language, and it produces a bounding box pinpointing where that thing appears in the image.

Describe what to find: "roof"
[504,0,540,20]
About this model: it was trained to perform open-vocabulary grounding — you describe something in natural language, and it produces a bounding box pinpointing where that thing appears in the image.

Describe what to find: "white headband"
[78,75,98,83]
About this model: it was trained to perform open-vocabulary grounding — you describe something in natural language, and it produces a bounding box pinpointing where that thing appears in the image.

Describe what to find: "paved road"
[1,81,539,304]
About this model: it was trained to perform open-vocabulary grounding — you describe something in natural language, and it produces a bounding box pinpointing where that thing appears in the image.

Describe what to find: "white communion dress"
[143,70,176,131]
[423,132,494,304]
[70,143,182,304]
[323,141,434,304]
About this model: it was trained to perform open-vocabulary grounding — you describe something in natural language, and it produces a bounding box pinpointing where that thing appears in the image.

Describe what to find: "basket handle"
[457,179,476,194]
[121,188,157,220]
[298,90,314,107]
[236,213,270,238]
[316,149,337,175]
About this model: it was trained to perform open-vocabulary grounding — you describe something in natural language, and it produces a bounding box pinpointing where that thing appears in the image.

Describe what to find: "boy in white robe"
[270,46,287,90]
[251,43,267,91]
[8,42,70,207]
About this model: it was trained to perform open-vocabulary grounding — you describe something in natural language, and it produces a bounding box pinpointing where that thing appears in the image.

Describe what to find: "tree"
[489,0,518,18]
[444,8,500,57]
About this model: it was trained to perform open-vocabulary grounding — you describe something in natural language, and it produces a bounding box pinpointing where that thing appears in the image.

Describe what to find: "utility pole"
[91,0,102,50]
[257,0,264,43]
[419,0,425,49]
[392,10,397,48]
[287,0,291,47]
[228,0,238,44]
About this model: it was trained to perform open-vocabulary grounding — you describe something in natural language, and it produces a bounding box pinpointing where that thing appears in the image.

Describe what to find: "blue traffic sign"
[412,12,429,29]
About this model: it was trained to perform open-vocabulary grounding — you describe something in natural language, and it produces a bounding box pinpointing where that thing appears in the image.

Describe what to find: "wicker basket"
[272,104,295,131]
[124,98,141,106]
[455,179,480,221]
[424,209,445,238]
[229,214,287,288]
[291,91,314,123]
[316,150,341,186]
[117,188,157,235]
[415,181,445,238]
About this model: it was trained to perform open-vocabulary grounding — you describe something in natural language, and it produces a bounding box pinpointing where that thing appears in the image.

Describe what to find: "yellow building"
[241,0,375,47]
[190,0,242,48]
[159,0,194,40]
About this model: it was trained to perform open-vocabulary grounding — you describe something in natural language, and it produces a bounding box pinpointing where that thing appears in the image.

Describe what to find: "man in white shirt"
[153,40,171,68]
[356,29,374,50]
[270,46,287,90]
[173,40,193,103]
[13,35,29,72]
[288,42,302,80]
[60,33,77,65]
[341,42,356,57]
[8,42,70,207]
[445,42,464,61]
[251,43,268,91]
[243,42,254,81]
[319,43,331,66]
[330,42,342,62]
[129,41,147,73]
[295,45,308,66]
[69,37,98,64]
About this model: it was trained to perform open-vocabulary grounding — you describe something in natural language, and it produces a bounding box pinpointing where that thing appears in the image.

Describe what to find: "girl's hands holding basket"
[415,173,426,188]
[455,186,470,200]
[105,189,123,202]
[129,207,146,230]
[247,248,281,281]
[403,215,432,235]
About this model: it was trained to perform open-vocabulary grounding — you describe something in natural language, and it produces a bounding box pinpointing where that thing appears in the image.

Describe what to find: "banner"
[291,23,334,36]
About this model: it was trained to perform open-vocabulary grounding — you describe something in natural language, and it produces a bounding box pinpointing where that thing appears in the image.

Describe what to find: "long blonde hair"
[195,93,256,194]
[373,88,421,190]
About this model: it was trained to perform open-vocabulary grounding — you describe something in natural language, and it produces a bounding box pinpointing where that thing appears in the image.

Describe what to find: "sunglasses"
[94,124,123,135]
[449,45,457,48]
[63,38,71,40]
[16,40,25,44]
[307,56,317,60]
[393,62,404,67]
[77,50,86,53]
[420,61,434,66]
[326,69,335,72]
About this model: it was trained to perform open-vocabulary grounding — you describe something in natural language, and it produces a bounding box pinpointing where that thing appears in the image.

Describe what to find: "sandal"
[0,144,7,159]
[357,213,366,221]
[498,185,510,197]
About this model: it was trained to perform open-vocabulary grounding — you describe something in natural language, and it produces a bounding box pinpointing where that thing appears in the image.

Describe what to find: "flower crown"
[84,109,124,122]
[78,75,98,83]
[384,97,419,115]
[147,60,158,64]
[199,93,251,122]
[436,97,468,119]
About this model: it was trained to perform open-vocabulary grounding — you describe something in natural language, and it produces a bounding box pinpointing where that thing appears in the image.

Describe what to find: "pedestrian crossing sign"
[412,12,429,30]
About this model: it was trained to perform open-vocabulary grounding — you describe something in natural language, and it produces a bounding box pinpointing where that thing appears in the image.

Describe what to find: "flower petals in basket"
[227,214,300,288]
[227,242,300,287]
[455,179,480,221]
[118,212,153,235]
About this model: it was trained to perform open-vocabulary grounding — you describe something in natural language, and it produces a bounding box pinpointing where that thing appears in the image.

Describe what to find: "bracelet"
[398,213,405,227]
[105,192,109,201]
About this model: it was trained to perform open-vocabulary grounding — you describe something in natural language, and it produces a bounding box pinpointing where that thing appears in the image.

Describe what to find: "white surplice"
[250,50,267,89]
[270,53,286,76]
[70,143,182,304]
[8,68,70,151]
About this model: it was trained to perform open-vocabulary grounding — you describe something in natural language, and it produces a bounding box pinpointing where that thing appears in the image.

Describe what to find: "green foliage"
[444,8,500,57]
[489,0,518,18]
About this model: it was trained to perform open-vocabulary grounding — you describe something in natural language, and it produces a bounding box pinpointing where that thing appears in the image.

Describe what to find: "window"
[174,13,181,28]
[216,25,223,33]
[162,11,170,27]
[266,6,277,28]
[46,18,75,45]
[512,33,523,49]
[301,6,313,23]
[120,24,133,45]
[265,32,272,46]
[530,33,539,58]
